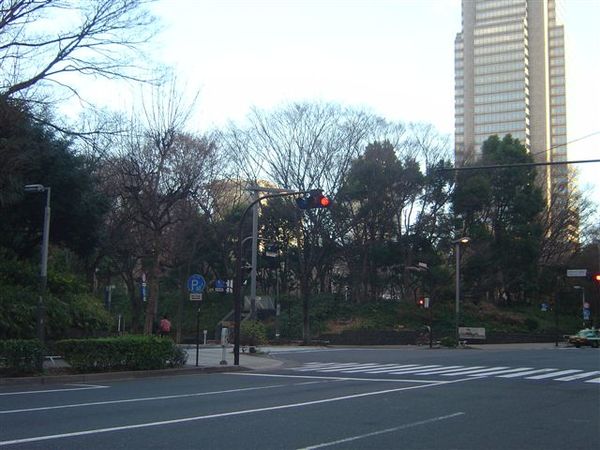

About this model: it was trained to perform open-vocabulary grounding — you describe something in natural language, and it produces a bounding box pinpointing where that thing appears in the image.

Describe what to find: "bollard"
[220,327,228,365]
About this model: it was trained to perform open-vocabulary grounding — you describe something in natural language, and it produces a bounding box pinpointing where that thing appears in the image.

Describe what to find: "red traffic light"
[417,297,425,307]
[594,273,600,284]
[296,190,331,209]
[319,196,331,207]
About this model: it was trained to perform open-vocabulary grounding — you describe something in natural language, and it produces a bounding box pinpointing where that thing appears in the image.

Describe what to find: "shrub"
[0,339,44,375]
[55,335,186,372]
[240,320,267,346]
[524,318,539,331]
[440,336,457,348]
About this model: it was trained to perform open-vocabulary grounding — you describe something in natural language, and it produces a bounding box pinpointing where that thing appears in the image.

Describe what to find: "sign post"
[187,274,206,366]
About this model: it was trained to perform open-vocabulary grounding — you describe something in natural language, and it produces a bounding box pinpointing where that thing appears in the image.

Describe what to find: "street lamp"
[24,184,51,348]
[453,237,470,341]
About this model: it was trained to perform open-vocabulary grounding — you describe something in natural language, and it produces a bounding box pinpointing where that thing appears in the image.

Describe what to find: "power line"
[440,158,600,172]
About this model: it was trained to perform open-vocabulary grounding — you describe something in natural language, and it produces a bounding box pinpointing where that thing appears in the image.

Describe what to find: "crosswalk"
[291,362,600,384]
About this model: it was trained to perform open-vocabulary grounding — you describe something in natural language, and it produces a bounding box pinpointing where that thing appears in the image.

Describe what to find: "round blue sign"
[187,274,206,293]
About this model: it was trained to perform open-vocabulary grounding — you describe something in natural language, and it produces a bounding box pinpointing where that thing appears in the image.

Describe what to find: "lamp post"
[453,237,470,341]
[24,184,51,348]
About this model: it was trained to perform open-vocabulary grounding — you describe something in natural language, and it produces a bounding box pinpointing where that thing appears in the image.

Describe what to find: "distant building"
[454,0,568,204]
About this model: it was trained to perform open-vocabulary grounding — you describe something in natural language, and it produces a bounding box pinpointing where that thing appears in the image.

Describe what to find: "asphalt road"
[1,346,599,449]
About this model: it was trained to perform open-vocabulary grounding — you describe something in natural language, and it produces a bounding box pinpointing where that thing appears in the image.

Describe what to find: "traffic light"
[594,273,600,285]
[417,297,425,308]
[295,189,331,209]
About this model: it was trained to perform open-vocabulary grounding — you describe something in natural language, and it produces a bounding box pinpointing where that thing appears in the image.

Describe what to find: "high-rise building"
[454,0,567,203]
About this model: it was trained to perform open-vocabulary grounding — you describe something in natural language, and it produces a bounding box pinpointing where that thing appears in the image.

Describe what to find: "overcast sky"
[73,0,600,202]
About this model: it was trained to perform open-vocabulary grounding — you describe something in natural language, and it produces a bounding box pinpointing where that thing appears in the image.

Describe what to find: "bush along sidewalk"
[1,336,189,377]
[54,335,188,373]
[0,339,45,376]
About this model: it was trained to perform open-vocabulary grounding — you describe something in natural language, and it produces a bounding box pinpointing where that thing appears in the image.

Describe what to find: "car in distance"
[566,328,600,348]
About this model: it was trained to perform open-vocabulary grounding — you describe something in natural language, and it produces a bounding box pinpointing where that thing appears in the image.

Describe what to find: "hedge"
[54,335,187,372]
[0,339,44,375]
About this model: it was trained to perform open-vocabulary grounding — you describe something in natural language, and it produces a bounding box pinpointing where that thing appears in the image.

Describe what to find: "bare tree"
[107,83,219,334]
[0,0,157,105]
[221,102,385,342]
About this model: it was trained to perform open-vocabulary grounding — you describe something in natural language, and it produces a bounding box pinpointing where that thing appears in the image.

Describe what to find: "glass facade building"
[455,0,568,201]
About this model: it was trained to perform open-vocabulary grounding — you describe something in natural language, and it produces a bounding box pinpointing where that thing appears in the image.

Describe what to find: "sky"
[73,0,600,202]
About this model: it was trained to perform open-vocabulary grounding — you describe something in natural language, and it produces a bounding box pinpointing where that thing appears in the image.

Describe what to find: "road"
[1,345,599,449]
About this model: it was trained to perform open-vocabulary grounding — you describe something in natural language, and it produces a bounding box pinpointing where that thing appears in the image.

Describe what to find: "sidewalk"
[182,344,286,370]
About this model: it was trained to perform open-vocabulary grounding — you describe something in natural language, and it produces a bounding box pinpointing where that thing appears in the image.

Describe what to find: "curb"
[0,365,249,386]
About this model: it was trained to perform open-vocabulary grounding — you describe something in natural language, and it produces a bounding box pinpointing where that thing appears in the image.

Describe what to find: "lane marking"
[0,385,109,396]
[297,412,466,449]
[0,379,467,446]
[0,383,292,415]
[585,377,600,383]
[555,371,600,381]
[526,369,582,380]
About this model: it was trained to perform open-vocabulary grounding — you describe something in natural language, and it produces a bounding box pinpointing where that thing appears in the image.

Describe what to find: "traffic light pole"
[233,189,309,365]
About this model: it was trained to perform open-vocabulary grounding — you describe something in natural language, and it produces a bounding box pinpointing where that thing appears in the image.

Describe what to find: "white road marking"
[290,362,598,383]
[0,379,463,446]
[555,371,600,381]
[526,369,582,380]
[296,363,361,372]
[361,364,421,373]
[0,385,109,396]
[293,363,340,371]
[318,363,377,372]
[297,412,466,449]
[227,372,449,384]
[387,365,442,374]
[442,367,508,376]
[414,366,485,375]
[467,367,533,377]
[0,384,290,415]
[498,368,557,378]
[410,366,464,375]
[336,364,412,373]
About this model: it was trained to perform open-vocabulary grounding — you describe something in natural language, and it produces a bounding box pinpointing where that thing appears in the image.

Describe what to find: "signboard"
[189,293,203,302]
[215,279,226,293]
[566,269,587,277]
[458,327,486,340]
[187,274,206,293]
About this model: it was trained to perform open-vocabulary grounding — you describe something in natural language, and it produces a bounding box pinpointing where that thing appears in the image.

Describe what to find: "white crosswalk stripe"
[291,362,599,384]
[497,368,557,378]
[526,369,582,380]
[555,371,600,381]
[362,364,421,373]
[442,367,509,376]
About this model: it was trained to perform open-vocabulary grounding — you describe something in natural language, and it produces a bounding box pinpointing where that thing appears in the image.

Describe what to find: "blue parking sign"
[187,274,206,293]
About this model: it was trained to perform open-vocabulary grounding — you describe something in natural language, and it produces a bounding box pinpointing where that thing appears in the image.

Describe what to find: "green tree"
[0,98,109,260]
[453,134,544,302]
